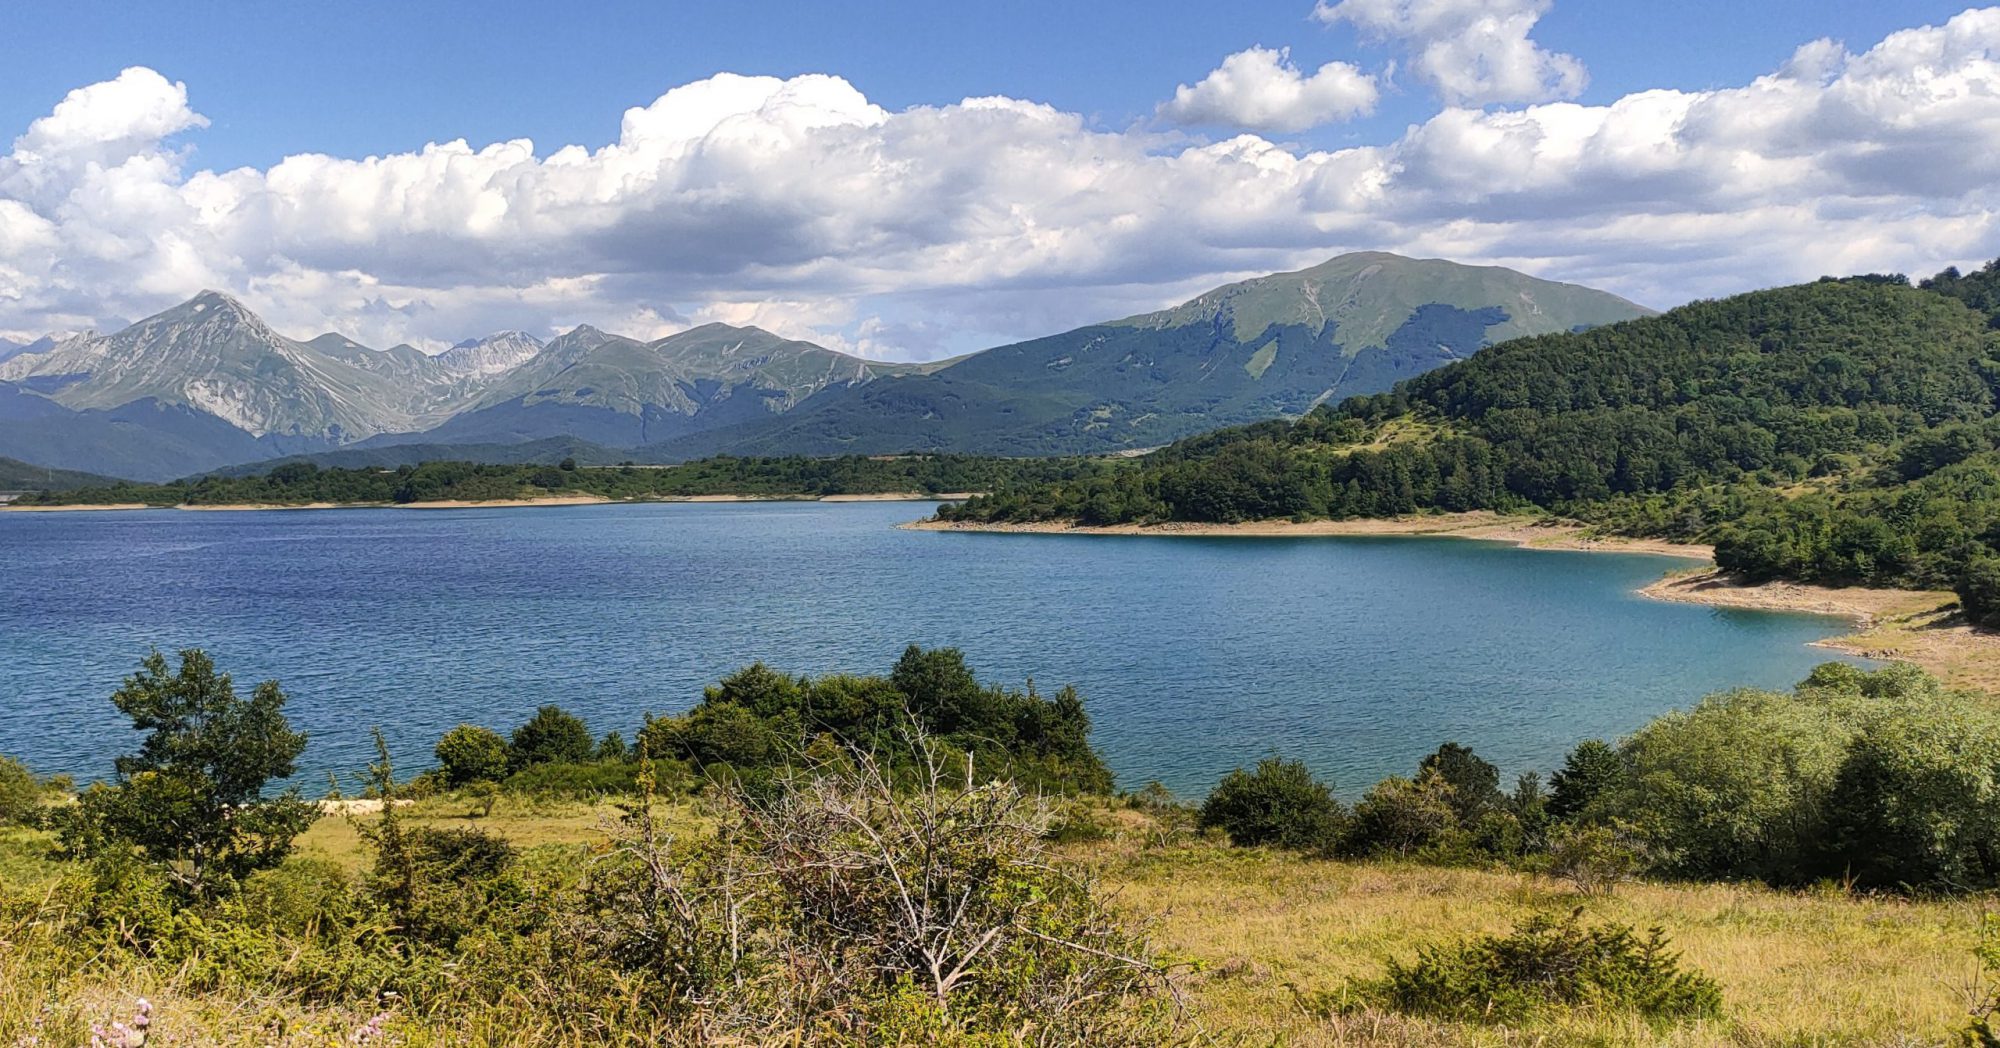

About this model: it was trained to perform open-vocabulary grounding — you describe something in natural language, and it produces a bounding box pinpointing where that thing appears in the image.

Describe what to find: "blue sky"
[1,1,1997,358]
[3,1,1973,168]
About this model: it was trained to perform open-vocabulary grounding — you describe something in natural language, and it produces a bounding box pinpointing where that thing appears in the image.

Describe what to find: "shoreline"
[907,512,1999,693]
[900,511,1716,559]
[3,491,972,513]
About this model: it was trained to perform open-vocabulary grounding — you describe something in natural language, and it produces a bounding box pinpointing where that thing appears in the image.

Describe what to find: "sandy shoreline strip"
[901,511,1715,559]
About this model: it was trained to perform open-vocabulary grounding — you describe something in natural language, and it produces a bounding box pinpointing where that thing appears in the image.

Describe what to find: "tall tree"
[67,649,314,897]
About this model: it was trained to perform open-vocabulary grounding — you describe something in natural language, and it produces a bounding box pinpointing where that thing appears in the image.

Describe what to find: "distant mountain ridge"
[0,253,1651,479]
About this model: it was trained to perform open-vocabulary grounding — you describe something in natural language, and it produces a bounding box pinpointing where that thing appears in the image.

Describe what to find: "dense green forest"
[17,452,1123,508]
[942,261,2000,622]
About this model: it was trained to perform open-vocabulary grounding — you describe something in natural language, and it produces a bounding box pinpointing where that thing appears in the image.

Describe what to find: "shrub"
[1349,911,1722,1024]
[1969,913,2000,1046]
[1198,757,1346,852]
[1347,770,1458,857]
[1541,823,1644,896]
[0,755,42,825]
[433,724,508,785]
[501,758,688,798]
[507,705,594,772]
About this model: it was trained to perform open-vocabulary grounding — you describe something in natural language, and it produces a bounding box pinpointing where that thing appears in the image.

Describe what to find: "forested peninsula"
[939,262,2000,629]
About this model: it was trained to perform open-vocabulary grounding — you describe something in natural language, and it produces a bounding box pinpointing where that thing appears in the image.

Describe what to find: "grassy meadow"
[4,795,1985,1047]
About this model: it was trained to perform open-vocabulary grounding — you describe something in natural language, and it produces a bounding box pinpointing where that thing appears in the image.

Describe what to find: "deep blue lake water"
[0,501,1861,797]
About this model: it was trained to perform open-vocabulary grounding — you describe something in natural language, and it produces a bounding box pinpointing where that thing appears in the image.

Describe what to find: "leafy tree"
[1959,555,2000,629]
[64,650,314,897]
[507,705,594,773]
[1821,698,2000,889]
[434,724,509,785]
[1198,757,1346,852]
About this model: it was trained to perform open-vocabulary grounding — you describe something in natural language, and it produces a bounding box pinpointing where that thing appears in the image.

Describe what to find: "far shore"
[900,511,1716,559]
[2,491,976,513]
[906,511,2000,694]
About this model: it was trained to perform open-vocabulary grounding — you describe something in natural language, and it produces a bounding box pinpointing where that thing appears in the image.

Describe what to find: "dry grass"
[4,805,1990,1046]
[1082,834,1986,1046]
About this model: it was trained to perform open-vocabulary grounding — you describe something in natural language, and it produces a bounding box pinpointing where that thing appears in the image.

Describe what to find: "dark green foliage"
[21,451,1125,508]
[1197,757,1346,852]
[1348,911,1722,1023]
[636,648,1114,794]
[507,705,594,773]
[939,269,2000,598]
[60,650,314,897]
[1547,740,1626,822]
[433,724,509,785]
[1822,707,2000,890]
[1959,555,2000,628]
[1419,742,1503,825]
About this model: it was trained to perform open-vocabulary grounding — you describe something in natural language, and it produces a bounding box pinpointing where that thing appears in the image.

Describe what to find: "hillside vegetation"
[15,453,1117,507]
[941,263,2000,621]
[6,649,1998,1045]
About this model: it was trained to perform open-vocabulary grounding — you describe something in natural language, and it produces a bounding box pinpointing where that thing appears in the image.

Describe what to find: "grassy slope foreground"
[1,800,1979,1047]
[939,266,2000,620]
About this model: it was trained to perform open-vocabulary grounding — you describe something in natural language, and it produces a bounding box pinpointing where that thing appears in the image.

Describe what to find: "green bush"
[1347,770,1459,857]
[1198,757,1345,853]
[501,758,689,798]
[1349,911,1723,1024]
[507,705,594,772]
[434,724,509,785]
[0,755,42,825]
[1822,697,2000,890]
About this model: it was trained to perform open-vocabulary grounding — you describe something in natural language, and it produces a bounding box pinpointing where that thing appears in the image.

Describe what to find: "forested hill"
[940,264,2000,620]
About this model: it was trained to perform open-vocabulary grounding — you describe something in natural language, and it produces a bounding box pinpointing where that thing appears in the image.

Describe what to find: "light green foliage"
[0,756,42,826]
[433,724,509,785]
[58,650,313,898]
[1613,687,1855,882]
[1348,770,1460,858]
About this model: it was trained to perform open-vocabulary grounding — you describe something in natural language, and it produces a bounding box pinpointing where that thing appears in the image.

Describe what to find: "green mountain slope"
[0,456,123,490]
[941,268,2000,609]
[637,253,1651,460]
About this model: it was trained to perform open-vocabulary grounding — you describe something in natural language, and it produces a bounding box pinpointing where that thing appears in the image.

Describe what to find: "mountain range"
[0,253,1650,480]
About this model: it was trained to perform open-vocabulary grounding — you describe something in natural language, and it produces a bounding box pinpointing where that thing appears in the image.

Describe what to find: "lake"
[0,501,1861,797]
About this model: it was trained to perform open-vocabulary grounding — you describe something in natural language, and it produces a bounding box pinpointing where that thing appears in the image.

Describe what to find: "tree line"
[17,453,1128,508]
[940,265,2000,623]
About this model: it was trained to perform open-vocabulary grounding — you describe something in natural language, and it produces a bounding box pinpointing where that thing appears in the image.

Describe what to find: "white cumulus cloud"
[2,10,2000,357]
[1316,0,1587,106]
[1159,46,1379,132]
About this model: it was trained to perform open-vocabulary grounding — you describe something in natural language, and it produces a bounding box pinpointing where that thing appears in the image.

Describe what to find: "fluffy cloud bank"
[1159,47,1378,132]
[3,8,2000,358]
[1315,0,1587,106]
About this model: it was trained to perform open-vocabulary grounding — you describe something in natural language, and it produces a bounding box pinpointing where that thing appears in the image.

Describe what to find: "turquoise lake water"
[0,501,1862,796]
